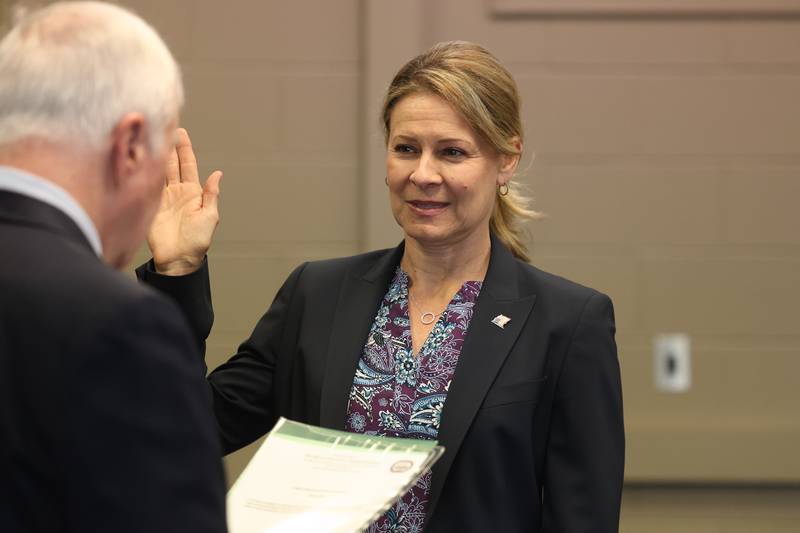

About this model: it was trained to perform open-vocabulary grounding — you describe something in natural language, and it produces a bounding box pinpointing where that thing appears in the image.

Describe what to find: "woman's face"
[386,92,517,250]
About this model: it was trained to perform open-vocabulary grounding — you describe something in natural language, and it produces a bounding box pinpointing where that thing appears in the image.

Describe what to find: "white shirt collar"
[0,165,103,257]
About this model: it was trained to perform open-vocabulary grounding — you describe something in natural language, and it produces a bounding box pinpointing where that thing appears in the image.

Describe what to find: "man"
[0,3,226,532]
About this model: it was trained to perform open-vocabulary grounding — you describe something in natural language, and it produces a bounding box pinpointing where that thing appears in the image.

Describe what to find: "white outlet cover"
[654,333,691,393]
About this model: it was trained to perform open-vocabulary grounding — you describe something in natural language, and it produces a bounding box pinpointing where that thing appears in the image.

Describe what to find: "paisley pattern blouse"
[344,268,482,533]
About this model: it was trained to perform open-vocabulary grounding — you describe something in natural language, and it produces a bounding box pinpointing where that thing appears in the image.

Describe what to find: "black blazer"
[140,235,624,532]
[0,191,227,533]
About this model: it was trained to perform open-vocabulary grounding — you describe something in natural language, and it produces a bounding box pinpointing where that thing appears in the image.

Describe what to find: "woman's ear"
[497,136,522,186]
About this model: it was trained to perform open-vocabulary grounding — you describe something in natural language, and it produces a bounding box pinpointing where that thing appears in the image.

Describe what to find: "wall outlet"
[654,333,691,393]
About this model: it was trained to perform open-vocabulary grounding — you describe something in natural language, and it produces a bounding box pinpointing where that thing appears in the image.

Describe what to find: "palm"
[147,128,222,275]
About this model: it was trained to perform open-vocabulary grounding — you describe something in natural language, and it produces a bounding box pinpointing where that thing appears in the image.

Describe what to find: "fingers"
[175,128,200,184]
[202,170,223,213]
[165,141,180,185]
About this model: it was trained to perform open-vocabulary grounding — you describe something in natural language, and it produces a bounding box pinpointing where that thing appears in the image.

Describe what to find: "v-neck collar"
[391,267,483,358]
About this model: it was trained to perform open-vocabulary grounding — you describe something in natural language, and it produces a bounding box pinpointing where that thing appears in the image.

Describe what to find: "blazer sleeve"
[135,258,214,358]
[205,262,307,453]
[138,258,309,454]
[542,292,625,533]
[64,292,227,533]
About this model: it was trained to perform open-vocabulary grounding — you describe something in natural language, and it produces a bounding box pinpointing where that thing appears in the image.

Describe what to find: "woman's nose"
[409,153,442,186]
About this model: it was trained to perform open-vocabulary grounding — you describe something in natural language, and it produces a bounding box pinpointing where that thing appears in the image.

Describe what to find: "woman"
[141,41,624,532]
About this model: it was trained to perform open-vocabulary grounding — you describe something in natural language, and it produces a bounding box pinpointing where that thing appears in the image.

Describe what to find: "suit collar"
[361,240,405,284]
[0,190,95,254]
[365,234,523,298]
[0,166,102,256]
[483,232,527,300]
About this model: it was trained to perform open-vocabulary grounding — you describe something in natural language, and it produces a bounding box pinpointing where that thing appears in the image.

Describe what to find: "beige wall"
[4,0,798,530]
[0,0,9,28]
[117,0,363,485]
[393,2,800,529]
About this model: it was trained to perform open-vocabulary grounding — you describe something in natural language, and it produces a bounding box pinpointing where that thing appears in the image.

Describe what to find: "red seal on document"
[390,460,413,473]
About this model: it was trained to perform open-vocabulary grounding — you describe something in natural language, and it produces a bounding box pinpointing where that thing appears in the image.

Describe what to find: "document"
[226,417,445,533]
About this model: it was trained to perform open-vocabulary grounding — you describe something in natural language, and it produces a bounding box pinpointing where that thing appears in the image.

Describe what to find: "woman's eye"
[393,144,416,154]
[443,147,466,158]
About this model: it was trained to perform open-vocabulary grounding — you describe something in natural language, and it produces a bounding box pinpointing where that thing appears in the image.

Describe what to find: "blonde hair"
[382,41,541,262]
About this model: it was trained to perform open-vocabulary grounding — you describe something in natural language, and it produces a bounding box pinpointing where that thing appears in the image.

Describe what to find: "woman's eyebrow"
[435,137,473,146]
[391,134,474,146]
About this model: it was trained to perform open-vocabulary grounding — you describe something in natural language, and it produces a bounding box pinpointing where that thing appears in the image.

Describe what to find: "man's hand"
[147,128,222,276]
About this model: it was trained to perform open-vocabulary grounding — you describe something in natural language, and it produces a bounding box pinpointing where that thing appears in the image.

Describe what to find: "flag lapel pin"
[491,314,511,329]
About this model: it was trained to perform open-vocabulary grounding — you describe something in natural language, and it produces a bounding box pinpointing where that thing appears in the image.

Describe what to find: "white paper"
[226,418,444,533]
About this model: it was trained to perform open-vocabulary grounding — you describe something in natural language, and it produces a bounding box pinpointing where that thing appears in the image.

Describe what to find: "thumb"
[202,170,222,211]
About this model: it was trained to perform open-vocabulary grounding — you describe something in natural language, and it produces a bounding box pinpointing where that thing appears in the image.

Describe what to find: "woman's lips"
[408,200,449,217]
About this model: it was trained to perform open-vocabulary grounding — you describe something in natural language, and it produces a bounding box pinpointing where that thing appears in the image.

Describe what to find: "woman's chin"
[400,222,468,249]
[402,225,447,244]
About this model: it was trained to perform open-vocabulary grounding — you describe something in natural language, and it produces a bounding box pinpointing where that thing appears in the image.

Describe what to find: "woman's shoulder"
[501,260,616,339]
[513,258,612,311]
[488,236,608,309]
[308,248,394,270]
[286,246,399,290]
[301,247,395,276]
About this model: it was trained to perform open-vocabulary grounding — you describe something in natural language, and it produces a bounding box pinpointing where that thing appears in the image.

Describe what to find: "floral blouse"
[344,267,482,533]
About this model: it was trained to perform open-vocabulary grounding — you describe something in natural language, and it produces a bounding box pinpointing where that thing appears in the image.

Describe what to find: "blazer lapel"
[318,243,405,430]
[427,236,537,517]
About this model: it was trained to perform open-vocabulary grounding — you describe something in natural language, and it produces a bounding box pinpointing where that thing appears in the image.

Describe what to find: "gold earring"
[498,183,509,196]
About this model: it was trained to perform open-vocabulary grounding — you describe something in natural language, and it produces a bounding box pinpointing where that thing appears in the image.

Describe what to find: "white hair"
[0,1,183,150]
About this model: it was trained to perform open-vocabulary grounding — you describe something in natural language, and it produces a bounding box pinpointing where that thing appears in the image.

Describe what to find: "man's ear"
[109,112,147,188]
[497,136,522,186]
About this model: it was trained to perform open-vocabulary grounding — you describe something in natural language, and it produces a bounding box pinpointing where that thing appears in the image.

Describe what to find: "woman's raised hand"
[147,128,222,276]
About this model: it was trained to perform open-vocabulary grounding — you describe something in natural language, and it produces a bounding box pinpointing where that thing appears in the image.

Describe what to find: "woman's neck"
[401,230,491,299]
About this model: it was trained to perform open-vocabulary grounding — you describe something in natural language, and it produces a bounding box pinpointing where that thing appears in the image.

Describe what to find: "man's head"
[0,1,183,268]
